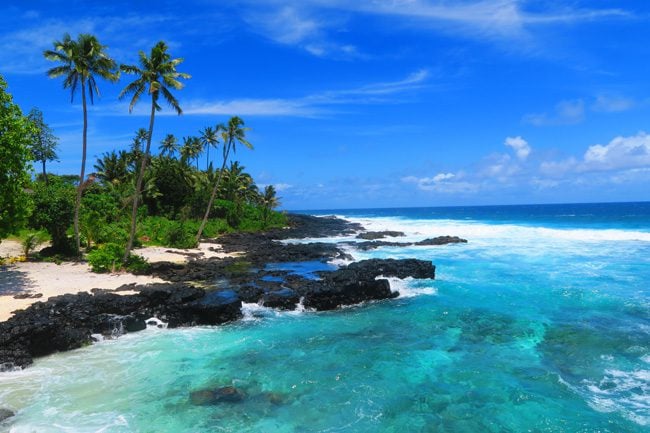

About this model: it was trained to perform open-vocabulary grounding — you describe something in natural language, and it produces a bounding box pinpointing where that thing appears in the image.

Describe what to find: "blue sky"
[2,0,650,210]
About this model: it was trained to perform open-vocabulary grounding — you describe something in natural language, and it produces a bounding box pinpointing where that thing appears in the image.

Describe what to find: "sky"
[2,0,650,210]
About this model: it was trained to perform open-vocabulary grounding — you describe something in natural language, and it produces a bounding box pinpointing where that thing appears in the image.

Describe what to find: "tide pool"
[1,203,648,432]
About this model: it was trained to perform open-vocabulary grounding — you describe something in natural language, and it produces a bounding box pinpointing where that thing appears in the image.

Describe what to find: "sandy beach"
[0,240,237,322]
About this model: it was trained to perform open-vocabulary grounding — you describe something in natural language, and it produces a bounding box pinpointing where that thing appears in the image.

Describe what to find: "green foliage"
[80,184,122,247]
[0,75,34,239]
[87,242,149,273]
[30,177,76,253]
[22,232,45,258]
[27,107,58,182]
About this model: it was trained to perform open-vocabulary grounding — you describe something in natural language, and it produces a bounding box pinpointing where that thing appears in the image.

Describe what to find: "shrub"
[163,222,197,249]
[87,243,123,273]
[22,232,44,259]
[29,178,75,254]
[87,242,150,273]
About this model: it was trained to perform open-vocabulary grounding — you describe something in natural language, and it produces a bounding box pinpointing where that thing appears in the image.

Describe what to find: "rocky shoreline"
[0,214,462,371]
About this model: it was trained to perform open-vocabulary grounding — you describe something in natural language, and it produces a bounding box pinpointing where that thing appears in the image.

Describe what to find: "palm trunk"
[73,80,88,256]
[124,96,156,262]
[42,159,48,185]
[206,146,210,171]
[195,140,232,243]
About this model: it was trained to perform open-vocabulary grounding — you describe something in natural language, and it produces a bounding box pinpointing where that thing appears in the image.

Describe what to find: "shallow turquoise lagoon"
[1,203,648,432]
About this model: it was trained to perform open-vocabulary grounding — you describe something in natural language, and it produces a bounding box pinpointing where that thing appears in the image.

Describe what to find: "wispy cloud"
[111,69,431,117]
[591,94,636,113]
[523,99,585,126]
[240,0,629,55]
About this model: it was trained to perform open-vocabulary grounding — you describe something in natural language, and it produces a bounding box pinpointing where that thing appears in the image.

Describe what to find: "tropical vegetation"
[0,34,285,271]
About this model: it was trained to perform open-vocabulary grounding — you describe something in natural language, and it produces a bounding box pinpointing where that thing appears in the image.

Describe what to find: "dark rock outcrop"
[356,231,405,240]
[345,258,435,280]
[0,284,242,369]
[415,236,467,246]
[0,214,447,370]
[0,408,14,422]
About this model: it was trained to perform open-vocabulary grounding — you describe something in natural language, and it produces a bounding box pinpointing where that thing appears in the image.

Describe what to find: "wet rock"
[356,231,405,240]
[345,258,436,280]
[304,278,396,311]
[415,236,467,246]
[185,290,242,326]
[263,288,299,310]
[0,408,14,422]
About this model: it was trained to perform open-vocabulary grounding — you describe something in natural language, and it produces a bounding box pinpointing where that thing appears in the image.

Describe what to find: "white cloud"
[243,4,359,58]
[114,69,430,117]
[581,131,650,171]
[504,136,531,160]
[591,94,635,113]
[242,0,629,51]
[402,172,477,193]
[524,99,585,126]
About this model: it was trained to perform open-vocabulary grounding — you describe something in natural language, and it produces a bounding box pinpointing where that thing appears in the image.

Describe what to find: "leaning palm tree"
[44,33,119,255]
[119,41,190,261]
[196,116,253,242]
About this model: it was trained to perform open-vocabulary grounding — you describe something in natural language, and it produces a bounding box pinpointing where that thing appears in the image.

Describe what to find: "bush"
[22,232,44,258]
[163,222,197,249]
[125,253,150,274]
[87,243,123,273]
[29,178,75,254]
[87,242,150,273]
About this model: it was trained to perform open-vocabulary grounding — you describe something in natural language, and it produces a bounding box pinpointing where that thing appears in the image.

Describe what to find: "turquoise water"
[1,203,649,432]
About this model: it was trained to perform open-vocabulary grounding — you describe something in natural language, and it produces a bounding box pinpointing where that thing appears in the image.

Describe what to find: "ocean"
[1,202,649,432]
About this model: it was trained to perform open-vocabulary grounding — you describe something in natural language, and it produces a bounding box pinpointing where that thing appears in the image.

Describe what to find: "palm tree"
[94,150,130,186]
[196,116,253,242]
[128,128,149,172]
[180,136,202,169]
[44,33,119,255]
[119,40,190,261]
[261,185,280,228]
[200,126,220,171]
[159,134,179,158]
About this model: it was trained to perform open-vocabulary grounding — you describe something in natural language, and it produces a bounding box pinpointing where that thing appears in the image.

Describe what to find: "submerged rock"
[189,386,246,405]
[0,408,14,422]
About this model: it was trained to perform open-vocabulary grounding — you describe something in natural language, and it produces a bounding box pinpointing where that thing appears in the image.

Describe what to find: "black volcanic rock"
[356,231,405,240]
[345,258,435,280]
[0,284,242,368]
[0,214,446,370]
[263,288,300,310]
[415,236,467,246]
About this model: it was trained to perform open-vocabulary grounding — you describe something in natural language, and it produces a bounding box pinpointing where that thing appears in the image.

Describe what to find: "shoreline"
[0,214,446,370]
[0,241,239,323]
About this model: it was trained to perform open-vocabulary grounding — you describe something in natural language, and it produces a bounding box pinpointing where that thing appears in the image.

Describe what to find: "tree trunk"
[42,159,48,185]
[73,80,88,256]
[195,140,232,243]
[124,97,156,262]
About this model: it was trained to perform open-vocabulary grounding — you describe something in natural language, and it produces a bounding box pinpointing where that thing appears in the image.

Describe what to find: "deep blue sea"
[1,202,649,432]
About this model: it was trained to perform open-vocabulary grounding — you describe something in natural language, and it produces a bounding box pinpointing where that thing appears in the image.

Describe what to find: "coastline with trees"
[0,33,285,275]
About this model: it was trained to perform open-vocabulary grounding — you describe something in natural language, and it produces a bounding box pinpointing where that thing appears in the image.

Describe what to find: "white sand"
[0,241,239,322]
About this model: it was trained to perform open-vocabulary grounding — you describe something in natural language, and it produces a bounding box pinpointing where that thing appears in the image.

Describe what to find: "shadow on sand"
[0,265,34,296]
